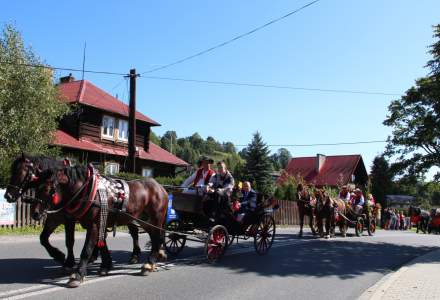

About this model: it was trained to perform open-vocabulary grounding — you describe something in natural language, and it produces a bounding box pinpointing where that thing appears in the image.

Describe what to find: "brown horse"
[332,198,347,237]
[314,189,336,238]
[296,184,316,237]
[32,165,168,288]
[5,154,143,270]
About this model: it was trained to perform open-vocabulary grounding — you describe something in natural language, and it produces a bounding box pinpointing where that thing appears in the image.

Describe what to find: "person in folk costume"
[338,185,351,203]
[181,156,215,194]
[204,161,235,222]
[352,188,365,214]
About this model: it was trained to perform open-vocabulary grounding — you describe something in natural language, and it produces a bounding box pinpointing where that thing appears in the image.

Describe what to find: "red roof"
[57,80,160,126]
[280,155,364,186]
[53,130,188,166]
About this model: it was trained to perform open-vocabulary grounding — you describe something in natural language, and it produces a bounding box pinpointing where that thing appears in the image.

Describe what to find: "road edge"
[358,248,440,300]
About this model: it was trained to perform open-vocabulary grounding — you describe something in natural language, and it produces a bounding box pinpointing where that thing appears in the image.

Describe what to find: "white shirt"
[181,169,215,188]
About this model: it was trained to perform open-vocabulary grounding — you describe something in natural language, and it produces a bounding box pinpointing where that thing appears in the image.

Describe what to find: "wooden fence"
[273,199,301,225]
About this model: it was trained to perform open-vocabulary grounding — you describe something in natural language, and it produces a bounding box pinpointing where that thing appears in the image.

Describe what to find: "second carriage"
[163,187,278,262]
[336,201,377,237]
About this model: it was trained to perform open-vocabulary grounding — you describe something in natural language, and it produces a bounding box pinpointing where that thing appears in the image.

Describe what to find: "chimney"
[59,73,75,83]
[316,153,326,173]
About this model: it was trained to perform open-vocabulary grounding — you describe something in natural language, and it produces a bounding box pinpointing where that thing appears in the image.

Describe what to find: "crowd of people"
[382,208,410,230]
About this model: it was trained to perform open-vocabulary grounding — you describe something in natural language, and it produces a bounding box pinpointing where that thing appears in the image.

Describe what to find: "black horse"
[5,154,143,270]
[32,165,168,287]
[409,205,430,233]
[296,184,316,237]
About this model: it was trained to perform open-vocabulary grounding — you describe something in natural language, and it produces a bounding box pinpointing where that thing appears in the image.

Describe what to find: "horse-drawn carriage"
[336,201,376,237]
[163,187,277,262]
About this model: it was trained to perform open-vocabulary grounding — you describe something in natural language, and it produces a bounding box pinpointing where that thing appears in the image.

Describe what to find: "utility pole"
[128,69,137,173]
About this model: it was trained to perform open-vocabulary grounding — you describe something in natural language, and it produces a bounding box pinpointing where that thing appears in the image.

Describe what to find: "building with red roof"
[53,74,188,177]
[279,154,368,188]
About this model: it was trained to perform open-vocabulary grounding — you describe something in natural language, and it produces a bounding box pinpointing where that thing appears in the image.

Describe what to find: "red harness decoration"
[52,193,60,206]
[410,215,421,224]
[65,170,99,220]
[431,216,440,227]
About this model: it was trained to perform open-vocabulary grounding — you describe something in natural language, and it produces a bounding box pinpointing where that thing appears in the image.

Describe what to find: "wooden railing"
[273,199,301,225]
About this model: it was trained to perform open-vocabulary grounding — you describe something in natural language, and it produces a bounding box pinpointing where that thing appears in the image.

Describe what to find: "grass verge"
[0,224,86,236]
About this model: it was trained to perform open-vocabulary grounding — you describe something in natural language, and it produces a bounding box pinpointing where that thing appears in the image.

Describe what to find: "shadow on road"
[0,233,438,285]
[207,234,439,279]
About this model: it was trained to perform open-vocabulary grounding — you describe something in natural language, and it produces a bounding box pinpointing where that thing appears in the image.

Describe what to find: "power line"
[0,61,127,76]
[140,75,401,96]
[140,0,321,74]
[235,140,388,147]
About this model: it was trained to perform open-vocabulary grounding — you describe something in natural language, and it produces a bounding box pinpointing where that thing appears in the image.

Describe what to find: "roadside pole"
[128,68,137,173]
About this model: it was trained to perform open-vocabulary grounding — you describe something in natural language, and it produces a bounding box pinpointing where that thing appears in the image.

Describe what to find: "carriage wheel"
[164,220,186,256]
[254,214,276,255]
[367,219,376,236]
[355,217,364,237]
[205,225,228,262]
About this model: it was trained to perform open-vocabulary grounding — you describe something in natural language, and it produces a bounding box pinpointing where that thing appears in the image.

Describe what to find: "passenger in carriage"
[351,188,365,214]
[204,161,235,221]
[181,156,215,194]
[235,181,258,223]
[338,185,351,202]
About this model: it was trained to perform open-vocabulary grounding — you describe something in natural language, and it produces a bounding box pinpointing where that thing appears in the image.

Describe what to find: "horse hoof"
[141,263,156,275]
[99,268,109,276]
[67,274,83,288]
[129,256,139,264]
[325,235,330,239]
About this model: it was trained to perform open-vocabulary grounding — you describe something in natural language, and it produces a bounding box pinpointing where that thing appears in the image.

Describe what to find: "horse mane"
[64,165,88,183]
[11,154,62,172]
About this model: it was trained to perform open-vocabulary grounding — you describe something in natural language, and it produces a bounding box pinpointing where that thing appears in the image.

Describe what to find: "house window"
[105,162,119,175]
[118,119,128,141]
[102,116,115,139]
[142,167,153,178]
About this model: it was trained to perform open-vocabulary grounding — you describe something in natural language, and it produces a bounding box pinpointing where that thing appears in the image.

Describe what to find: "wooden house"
[52,74,188,177]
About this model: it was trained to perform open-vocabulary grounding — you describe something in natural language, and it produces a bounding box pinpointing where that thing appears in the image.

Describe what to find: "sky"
[1,0,439,175]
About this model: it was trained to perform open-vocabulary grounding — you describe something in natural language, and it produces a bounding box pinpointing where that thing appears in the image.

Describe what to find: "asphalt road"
[0,228,438,300]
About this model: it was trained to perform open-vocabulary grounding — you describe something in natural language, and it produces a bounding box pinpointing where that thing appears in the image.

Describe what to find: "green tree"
[243,132,274,195]
[384,24,440,181]
[270,148,292,170]
[150,131,161,145]
[370,155,393,206]
[0,24,69,186]
[222,142,236,154]
[160,131,178,154]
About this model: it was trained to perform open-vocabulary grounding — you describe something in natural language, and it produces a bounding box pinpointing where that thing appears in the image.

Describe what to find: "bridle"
[7,160,39,203]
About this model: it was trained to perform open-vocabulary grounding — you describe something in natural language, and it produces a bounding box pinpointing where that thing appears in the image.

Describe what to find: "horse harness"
[47,166,130,247]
